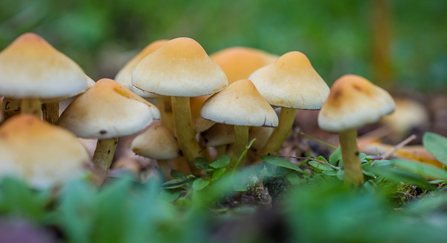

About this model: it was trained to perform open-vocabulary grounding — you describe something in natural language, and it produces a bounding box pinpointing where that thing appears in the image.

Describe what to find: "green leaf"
[194,157,209,170]
[275,166,293,176]
[329,146,342,166]
[211,168,226,181]
[286,172,301,185]
[392,159,447,180]
[159,190,180,202]
[309,160,333,171]
[336,170,344,180]
[364,165,434,189]
[192,178,210,190]
[162,178,188,189]
[322,171,337,176]
[261,155,304,173]
[233,184,247,192]
[423,132,447,165]
[170,170,187,179]
[209,155,230,168]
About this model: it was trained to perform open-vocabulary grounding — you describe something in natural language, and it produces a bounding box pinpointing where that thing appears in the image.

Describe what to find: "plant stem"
[339,129,363,186]
[42,101,59,125]
[171,97,202,174]
[298,131,337,149]
[230,126,249,169]
[260,107,295,155]
[93,137,119,179]
[21,98,41,117]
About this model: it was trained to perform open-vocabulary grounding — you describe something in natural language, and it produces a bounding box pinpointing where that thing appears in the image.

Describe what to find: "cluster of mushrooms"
[0,33,395,188]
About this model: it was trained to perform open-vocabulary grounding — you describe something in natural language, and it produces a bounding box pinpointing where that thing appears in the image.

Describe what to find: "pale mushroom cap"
[318,75,395,132]
[202,123,235,147]
[201,79,278,127]
[131,124,181,160]
[210,47,278,84]
[131,37,228,97]
[190,95,215,133]
[58,78,160,139]
[115,40,168,98]
[0,115,90,189]
[40,74,96,103]
[249,51,330,109]
[0,33,88,98]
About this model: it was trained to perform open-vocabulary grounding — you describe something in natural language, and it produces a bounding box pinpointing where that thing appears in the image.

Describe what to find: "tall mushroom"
[318,75,395,186]
[201,79,278,168]
[0,115,90,189]
[132,37,227,173]
[58,79,160,180]
[0,33,88,121]
[249,51,330,156]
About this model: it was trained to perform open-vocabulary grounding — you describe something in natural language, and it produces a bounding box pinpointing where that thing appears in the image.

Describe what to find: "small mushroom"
[318,75,395,186]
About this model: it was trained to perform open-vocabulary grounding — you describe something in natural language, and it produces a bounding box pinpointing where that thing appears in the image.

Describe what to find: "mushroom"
[249,51,330,156]
[318,74,395,186]
[131,37,227,173]
[0,33,89,121]
[58,79,160,180]
[201,79,278,168]
[131,123,181,180]
[0,114,90,189]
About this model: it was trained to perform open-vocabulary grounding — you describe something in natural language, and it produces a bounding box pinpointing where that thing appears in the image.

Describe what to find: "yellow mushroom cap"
[0,33,88,99]
[210,47,278,85]
[201,79,278,127]
[318,75,395,132]
[131,37,228,97]
[249,51,330,109]
[115,40,168,98]
[131,124,181,160]
[0,115,90,188]
[58,79,160,139]
[190,95,215,133]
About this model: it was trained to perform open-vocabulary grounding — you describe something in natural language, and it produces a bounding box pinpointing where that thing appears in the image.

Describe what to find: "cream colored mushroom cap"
[0,115,90,189]
[249,51,330,109]
[318,75,395,132]
[131,37,228,97]
[131,124,181,160]
[58,79,160,139]
[115,40,168,98]
[0,33,87,98]
[201,79,278,127]
[40,74,96,103]
[210,47,278,84]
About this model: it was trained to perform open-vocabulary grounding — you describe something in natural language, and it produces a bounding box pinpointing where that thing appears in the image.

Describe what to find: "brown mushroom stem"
[171,97,203,174]
[2,97,21,120]
[172,156,192,175]
[339,129,364,186]
[198,135,212,160]
[215,145,226,159]
[93,137,119,177]
[42,102,59,124]
[230,126,249,169]
[260,107,295,155]
[157,160,173,180]
[21,98,42,117]
[158,96,175,132]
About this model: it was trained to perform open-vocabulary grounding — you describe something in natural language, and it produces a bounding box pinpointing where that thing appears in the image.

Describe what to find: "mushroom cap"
[249,126,275,149]
[115,40,168,98]
[58,78,160,139]
[190,95,215,133]
[131,124,181,160]
[201,79,278,127]
[202,123,235,147]
[210,47,278,85]
[249,51,330,109]
[318,75,395,132]
[0,33,88,99]
[131,37,228,97]
[40,74,96,103]
[0,115,90,188]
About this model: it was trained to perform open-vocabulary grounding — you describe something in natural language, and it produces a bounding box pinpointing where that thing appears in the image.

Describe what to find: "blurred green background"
[0,0,446,91]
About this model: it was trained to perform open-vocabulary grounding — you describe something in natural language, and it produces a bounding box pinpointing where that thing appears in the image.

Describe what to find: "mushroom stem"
[158,96,175,132]
[2,97,21,120]
[157,160,173,180]
[93,137,119,177]
[260,107,295,155]
[198,135,212,160]
[171,97,203,174]
[339,129,364,186]
[172,157,192,175]
[21,98,42,117]
[215,145,226,159]
[42,102,59,124]
[230,125,249,169]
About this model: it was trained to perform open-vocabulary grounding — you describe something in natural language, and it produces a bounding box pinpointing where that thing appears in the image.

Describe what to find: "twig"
[381,134,417,160]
